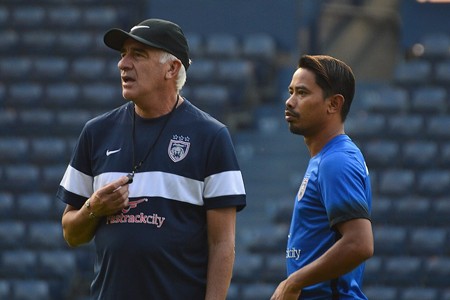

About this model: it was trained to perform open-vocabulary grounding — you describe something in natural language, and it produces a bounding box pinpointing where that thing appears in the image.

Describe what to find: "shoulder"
[319,135,365,174]
[83,102,131,132]
[179,99,227,133]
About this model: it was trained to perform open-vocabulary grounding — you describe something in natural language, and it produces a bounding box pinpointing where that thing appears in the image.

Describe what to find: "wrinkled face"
[285,68,329,137]
[118,39,165,101]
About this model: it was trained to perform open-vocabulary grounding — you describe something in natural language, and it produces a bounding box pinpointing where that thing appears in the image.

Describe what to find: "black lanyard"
[126,95,179,184]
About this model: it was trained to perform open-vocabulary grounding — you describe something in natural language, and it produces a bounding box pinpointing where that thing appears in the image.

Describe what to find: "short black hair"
[298,55,355,121]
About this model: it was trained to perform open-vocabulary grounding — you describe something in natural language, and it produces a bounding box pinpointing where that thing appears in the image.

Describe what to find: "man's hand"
[88,176,130,217]
[62,176,131,247]
[271,279,301,300]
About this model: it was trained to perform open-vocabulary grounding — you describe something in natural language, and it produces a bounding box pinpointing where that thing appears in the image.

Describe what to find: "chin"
[288,124,303,136]
[122,92,134,101]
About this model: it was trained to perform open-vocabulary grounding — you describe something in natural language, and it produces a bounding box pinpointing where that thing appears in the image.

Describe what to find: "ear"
[327,94,345,115]
[165,60,182,79]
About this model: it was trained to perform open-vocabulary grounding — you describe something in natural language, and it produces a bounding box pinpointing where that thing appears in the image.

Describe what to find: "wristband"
[84,199,97,219]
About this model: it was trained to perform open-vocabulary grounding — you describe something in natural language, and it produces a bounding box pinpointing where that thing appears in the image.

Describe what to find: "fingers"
[96,176,130,200]
[90,176,131,217]
[110,176,132,193]
[108,177,130,200]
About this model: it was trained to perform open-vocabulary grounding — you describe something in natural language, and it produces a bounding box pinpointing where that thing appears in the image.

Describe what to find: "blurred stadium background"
[1,0,450,299]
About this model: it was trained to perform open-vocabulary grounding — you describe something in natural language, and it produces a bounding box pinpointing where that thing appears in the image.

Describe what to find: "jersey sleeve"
[203,127,246,211]
[56,124,94,209]
[318,151,371,228]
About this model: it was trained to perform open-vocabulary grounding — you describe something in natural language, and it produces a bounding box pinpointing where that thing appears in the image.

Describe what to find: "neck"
[304,127,345,157]
[134,94,182,118]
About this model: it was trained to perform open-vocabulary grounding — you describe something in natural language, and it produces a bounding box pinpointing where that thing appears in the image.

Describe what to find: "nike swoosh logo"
[131,25,150,31]
[106,148,121,156]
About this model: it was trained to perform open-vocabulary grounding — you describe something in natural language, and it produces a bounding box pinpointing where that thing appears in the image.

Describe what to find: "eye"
[297,89,308,97]
[133,49,148,58]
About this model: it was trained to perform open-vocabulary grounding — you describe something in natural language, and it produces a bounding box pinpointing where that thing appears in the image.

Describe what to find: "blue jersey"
[286,135,371,300]
[57,99,246,299]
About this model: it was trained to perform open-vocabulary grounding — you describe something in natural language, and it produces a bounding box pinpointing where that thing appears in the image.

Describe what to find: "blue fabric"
[286,135,371,299]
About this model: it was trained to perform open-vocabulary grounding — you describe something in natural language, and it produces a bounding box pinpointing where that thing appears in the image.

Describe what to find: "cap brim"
[104,28,168,52]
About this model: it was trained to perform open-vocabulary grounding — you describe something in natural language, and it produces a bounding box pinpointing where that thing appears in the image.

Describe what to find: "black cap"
[104,18,190,70]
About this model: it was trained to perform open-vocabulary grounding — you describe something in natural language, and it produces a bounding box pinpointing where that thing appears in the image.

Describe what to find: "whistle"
[126,173,134,184]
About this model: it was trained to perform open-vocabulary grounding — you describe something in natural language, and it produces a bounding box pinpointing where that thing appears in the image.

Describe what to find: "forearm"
[285,219,373,294]
[61,176,130,247]
[205,241,235,300]
[61,202,101,247]
[287,239,369,291]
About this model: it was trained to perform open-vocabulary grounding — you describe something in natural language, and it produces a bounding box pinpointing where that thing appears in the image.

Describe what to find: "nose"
[285,94,295,108]
[118,54,131,71]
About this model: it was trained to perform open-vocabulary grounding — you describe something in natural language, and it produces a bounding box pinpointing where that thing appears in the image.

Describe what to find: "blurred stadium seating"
[0,0,449,299]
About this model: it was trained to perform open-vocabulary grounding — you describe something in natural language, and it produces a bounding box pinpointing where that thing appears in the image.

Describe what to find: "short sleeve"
[318,151,370,227]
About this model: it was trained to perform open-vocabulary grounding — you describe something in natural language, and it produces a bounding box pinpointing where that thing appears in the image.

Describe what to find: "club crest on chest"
[168,135,190,162]
[297,177,309,201]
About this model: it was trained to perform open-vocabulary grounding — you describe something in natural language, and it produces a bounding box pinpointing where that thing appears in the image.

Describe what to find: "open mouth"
[122,76,134,83]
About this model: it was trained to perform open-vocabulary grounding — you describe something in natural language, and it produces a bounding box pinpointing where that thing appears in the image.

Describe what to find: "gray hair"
[160,52,187,92]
